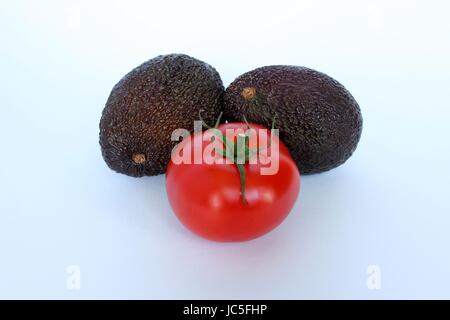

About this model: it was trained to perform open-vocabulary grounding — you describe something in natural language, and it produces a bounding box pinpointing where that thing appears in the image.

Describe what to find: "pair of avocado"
[100,54,362,177]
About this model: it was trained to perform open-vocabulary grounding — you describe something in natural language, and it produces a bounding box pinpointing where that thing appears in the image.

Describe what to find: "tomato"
[165,122,300,242]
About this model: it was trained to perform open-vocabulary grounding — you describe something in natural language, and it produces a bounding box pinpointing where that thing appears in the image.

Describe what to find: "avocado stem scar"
[132,153,146,164]
[241,87,256,101]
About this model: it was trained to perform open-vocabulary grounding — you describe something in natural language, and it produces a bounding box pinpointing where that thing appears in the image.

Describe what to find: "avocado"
[99,54,224,177]
[223,66,362,174]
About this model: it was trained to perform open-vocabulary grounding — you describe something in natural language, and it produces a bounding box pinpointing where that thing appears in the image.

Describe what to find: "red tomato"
[166,123,300,242]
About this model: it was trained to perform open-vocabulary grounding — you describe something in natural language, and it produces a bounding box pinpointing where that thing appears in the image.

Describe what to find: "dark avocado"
[223,66,362,174]
[99,54,224,177]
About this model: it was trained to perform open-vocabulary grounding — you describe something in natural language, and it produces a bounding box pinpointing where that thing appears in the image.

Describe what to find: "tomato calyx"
[199,111,277,205]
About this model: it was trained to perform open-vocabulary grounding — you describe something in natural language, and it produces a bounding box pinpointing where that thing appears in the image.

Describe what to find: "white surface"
[1,0,450,299]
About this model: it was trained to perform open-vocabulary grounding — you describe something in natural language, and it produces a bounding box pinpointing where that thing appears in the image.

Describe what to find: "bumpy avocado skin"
[100,54,224,177]
[223,66,362,174]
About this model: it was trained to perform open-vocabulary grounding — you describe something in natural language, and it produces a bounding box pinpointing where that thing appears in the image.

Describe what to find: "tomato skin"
[166,123,300,242]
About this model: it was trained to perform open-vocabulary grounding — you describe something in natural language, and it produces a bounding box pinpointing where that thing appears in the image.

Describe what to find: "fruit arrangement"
[99,53,363,242]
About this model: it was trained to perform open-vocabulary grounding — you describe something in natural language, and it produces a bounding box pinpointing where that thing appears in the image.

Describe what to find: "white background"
[1,0,449,299]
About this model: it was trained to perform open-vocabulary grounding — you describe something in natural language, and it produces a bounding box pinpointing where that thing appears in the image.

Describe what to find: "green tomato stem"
[236,163,247,205]
[197,112,277,206]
